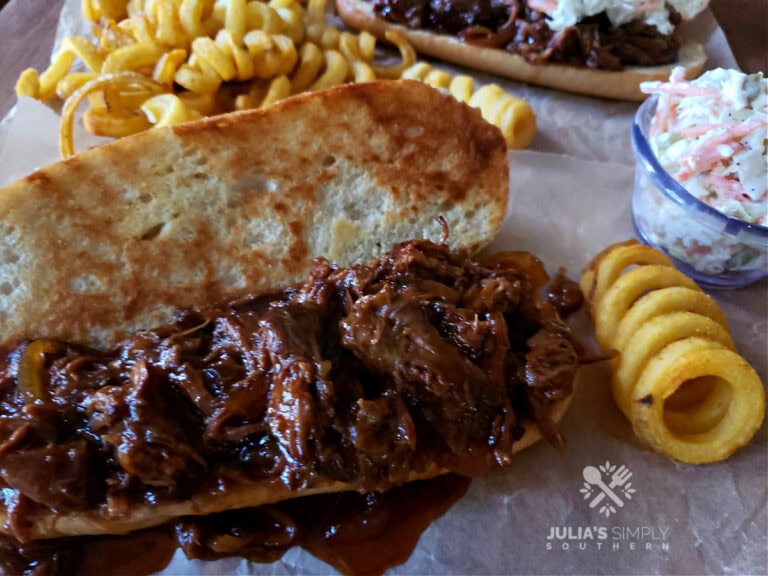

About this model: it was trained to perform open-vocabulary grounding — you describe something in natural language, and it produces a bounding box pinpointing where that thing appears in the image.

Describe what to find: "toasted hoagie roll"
[0,81,582,548]
[0,80,508,349]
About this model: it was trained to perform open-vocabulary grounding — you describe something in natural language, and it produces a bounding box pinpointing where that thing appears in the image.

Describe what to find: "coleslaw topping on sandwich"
[529,0,708,34]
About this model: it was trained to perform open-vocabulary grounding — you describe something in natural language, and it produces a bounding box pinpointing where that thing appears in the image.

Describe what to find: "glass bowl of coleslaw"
[631,68,768,288]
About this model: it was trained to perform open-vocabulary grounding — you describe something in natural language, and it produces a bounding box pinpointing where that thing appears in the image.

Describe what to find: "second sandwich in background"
[337,0,709,100]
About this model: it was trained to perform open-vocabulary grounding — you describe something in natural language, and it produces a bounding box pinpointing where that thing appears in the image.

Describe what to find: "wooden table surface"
[0,0,766,121]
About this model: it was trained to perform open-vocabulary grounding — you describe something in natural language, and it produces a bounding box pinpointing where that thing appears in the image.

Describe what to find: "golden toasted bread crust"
[335,0,707,101]
[0,80,508,348]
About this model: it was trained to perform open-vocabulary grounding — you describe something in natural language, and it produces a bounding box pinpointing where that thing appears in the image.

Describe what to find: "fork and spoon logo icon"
[579,461,637,518]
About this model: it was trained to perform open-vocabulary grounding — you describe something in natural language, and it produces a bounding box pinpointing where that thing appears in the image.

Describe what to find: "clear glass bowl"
[631,95,768,289]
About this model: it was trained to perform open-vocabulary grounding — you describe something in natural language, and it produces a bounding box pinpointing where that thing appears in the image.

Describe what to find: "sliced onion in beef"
[17,339,65,405]
[458,3,518,48]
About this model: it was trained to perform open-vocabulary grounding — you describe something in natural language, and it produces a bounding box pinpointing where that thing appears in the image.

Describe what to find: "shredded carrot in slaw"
[640,67,767,226]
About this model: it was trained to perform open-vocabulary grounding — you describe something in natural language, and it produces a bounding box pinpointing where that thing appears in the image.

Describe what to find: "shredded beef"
[0,240,582,534]
[370,0,680,69]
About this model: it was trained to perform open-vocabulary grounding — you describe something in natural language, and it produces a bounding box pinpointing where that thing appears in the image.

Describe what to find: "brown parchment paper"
[0,2,765,575]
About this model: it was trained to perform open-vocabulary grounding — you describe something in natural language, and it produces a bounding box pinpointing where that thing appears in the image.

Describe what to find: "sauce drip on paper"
[0,474,470,576]
[293,474,471,574]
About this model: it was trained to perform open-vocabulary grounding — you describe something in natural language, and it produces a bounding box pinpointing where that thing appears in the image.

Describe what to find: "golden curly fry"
[401,63,536,149]
[15,69,40,98]
[593,265,699,350]
[60,72,165,157]
[581,240,766,464]
[141,92,202,125]
[653,338,732,432]
[611,287,728,352]
[612,312,735,418]
[20,0,537,156]
[580,241,674,311]
[371,30,416,79]
[631,345,765,464]
[468,84,537,150]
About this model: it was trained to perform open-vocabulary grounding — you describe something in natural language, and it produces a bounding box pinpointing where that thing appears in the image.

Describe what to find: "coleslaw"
[635,67,768,276]
[527,0,707,34]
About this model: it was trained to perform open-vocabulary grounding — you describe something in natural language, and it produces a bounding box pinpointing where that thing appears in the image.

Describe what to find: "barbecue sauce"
[0,474,470,576]
[0,241,583,575]
[293,474,470,574]
[369,0,681,70]
[77,529,178,576]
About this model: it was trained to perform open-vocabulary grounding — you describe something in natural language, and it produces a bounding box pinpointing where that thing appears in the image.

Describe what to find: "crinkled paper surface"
[0,2,765,574]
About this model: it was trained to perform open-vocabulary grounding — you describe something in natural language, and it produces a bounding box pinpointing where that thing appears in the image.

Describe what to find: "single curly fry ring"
[587,242,675,310]
[60,72,166,158]
[630,345,766,464]
[594,265,699,349]
[579,239,638,303]
[612,313,735,418]
[612,286,729,353]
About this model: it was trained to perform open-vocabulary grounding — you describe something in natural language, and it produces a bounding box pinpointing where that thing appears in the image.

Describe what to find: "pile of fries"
[581,240,765,464]
[15,0,537,157]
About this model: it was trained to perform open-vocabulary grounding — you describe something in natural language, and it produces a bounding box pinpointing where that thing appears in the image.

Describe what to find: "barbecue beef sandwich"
[0,80,582,572]
[336,0,709,100]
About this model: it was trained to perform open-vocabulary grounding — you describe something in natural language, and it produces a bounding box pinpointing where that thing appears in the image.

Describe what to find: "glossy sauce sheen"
[292,474,470,574]
[0,241,582,574]
[0,475,469,575]
[77,530,178,576]
[369,0,681,69]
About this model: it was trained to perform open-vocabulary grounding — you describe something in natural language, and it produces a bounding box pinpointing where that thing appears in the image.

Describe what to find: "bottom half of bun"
[0,391,576,541]
[0,239,583,545]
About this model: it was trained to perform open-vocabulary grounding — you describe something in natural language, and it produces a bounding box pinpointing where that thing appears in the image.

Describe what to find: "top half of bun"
[0,80,509,349]
[336,0,708,100]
